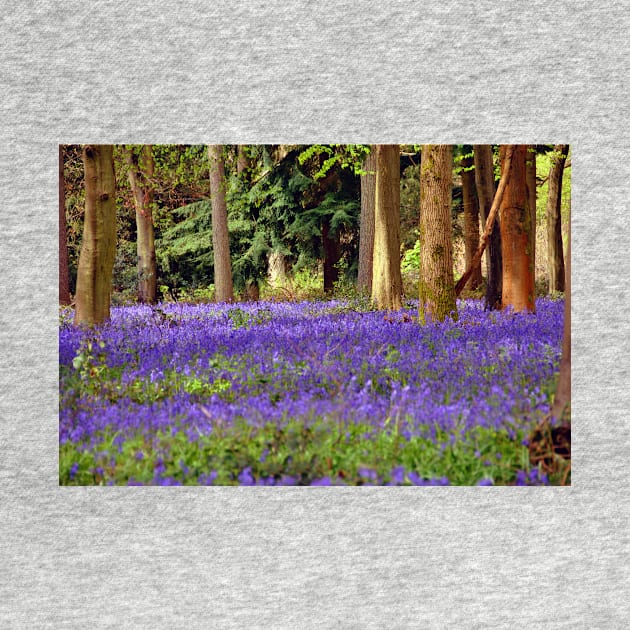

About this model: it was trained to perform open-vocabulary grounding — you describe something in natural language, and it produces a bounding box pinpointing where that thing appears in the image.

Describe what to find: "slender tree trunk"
[500,144,535,313]
[526,146,537,292]
[461,146,482,291]
[59,145,72,305]
[456,146,514,297]
[237,145,250,177]
[473,144,502,310]
[208,144,234,302]
[125,145,157,304]
[551,212,570,421]
[74,145,117,326]
[419,144,457,323]
[547,144,569,293]
[372,144,402,310]
[358,147,376,294]
[322,218,340,292]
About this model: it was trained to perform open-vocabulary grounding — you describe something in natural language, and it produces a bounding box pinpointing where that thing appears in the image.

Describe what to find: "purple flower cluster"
[59,298,564,485]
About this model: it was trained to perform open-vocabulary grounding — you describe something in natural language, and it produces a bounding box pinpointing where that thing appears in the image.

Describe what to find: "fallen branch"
[455,145,514,296]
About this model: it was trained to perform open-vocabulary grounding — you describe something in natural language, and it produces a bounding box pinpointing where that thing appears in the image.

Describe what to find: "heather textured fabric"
[1,2,629,627]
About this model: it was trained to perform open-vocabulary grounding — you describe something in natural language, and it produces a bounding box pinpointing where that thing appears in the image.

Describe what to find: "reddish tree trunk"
[500,145,535,313]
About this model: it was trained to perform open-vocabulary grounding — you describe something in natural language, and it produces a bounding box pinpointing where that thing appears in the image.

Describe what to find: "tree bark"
[74,145,117,326]
[357,147,376,294]
[473,144,502,310]
[456,146,514,297]
[125,145,157,304]
[500,144,535,313]
[547,144,569,293]
[237,145,250,177]
[322,218,340,292]
[59,145,72,305]
[551,212,570,421]
[372,145,402,310]
[526,146,537,292]
[208,144,234,302]
[461,146,482,291]
[419,144,457,323]
[268,250,288,286]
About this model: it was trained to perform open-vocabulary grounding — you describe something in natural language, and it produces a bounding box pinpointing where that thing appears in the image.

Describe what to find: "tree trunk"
[237,145,250,177]
[322,218,340,292]
[551,212,570,421]
[125,145,157,304]
[526,146,537,292]
[473,144,502,310]
[357,147,376,294]
[461,146,482,291]
[500,144,535,313]
[455,146,514,297]
[74,145,117,326]
[419,144,457,323]
[547,144,569,293]
[268,250,288,286]
[59,145,72,305]
[208,144,234,302]
[372,144,402,310]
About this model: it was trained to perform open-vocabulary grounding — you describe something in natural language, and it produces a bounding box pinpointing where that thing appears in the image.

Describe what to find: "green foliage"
[297,144,371,179]
[59,416,538,486]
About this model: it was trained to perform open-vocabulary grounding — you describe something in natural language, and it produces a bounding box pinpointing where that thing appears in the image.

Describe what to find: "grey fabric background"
[1,1,628,627]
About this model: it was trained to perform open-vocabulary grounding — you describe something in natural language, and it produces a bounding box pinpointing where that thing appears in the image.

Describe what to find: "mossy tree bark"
[125,145,157,304]
[473,144,502,310]
[372,144,402,310]
[59,145,72,305]
[500,144,535,313]
[461,146,482,291]
[74,145,117,326]
[547,144,569,293]
[419,144,457,323]
[357,146,376,294]
[208,144,234,302]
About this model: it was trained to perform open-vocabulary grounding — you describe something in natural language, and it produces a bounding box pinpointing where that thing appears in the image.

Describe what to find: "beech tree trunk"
[526,146,537,291]
[268,250,288,286]
[500,144,535,313]
[125,145,157,304]
[461,146,482,291]
[59,145,72,305]
[74,145,117,326]
[357,147,376,294]
[419,144,457,323]
[551,213,570,421]
[372,145,402,310]
[473,144,502,310]
[208,144,234,302]
[547,144,569,293]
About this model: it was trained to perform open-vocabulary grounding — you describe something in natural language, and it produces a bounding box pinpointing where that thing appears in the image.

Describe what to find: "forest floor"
[59,297,568,486]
